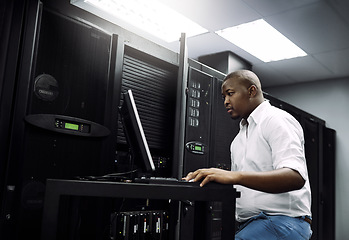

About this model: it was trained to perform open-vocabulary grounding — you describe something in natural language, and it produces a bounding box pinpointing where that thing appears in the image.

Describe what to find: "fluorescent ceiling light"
[75,0,207,42]
[216,19,307,62]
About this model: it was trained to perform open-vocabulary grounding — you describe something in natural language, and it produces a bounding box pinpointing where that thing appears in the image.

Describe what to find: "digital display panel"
[65,122,79,131]
[194,145,202,151]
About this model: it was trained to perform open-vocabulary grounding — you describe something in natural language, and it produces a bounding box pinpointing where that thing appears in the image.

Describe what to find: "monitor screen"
[119,89,155,174]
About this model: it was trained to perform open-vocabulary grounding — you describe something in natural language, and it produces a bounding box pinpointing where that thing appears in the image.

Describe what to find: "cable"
[75,169,139,182]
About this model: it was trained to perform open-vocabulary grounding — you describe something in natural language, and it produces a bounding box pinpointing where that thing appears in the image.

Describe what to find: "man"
[184,70,312,239]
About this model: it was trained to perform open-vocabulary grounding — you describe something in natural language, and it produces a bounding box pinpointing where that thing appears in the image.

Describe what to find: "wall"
[265,77,349,240]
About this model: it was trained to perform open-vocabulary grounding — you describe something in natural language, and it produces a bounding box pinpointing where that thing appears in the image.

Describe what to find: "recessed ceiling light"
[216,19,307,62]
[72,0,207,42]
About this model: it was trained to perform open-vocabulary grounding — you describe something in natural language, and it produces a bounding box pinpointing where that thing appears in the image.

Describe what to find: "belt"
[299,216,312,225]
[237,215,312,229]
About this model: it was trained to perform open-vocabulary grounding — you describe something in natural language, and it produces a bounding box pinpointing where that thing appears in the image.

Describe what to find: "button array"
[188,81,201,127]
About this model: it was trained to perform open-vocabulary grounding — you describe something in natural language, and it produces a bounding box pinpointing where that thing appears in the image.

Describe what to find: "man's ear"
[248,85,257,97]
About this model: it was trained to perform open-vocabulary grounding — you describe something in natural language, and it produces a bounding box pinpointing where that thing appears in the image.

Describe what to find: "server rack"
[264,93,335,240]
[1,1,115,239]
[179,59,244,240]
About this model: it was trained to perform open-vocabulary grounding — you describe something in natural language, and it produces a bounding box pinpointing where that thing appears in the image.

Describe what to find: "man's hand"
[183,167,305,193]
[183,168,241,187]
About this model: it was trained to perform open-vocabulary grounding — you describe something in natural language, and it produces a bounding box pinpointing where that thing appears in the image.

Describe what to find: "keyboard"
[134,177,201,186]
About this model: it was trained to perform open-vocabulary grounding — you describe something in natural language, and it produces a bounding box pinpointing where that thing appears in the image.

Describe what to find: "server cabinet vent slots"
[116,47,178,176]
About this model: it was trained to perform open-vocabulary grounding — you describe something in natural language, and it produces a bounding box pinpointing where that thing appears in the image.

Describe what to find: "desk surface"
[41,179,239,240]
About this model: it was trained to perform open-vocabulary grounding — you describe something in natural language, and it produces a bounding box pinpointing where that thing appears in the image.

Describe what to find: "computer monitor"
[119,89,155,174]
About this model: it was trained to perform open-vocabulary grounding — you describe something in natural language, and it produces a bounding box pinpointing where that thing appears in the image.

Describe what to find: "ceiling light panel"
[216,19,307,62]
[72,0,207,42]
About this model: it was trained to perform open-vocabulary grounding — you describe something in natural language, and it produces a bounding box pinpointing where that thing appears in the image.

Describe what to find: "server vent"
[117,53,177,151]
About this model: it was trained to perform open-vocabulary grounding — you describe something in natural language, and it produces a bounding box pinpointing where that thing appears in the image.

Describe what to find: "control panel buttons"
[189,107,200,117]
[189,98,200,108]
[188,117,199,127]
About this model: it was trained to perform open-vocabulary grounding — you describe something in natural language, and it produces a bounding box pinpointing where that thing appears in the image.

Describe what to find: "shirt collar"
[240,100,270,128]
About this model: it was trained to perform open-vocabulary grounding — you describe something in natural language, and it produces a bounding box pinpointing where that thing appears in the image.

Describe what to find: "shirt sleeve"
[262,112,308,181]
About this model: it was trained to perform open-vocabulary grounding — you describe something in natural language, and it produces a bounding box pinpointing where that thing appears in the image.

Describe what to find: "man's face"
[221,77,252,120]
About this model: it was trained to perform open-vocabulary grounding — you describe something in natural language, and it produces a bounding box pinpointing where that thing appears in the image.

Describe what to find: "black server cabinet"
[303,118,323,240]
[322,127,335,240]
[182,67,213,174]
[265,93,335,240]
[209,77,240,170]
[182,65,239,175]
[181,64,240,240]
[0,0,28,209]
[1,3,114,239]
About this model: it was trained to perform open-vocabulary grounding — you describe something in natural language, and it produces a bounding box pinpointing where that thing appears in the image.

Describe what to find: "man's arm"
[183,167,305,193]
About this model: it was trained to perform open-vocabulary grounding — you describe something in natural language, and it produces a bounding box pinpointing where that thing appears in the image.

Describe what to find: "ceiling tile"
[314,47,349,76]
[265,2,349,54]
[242,0,321,16]
[326,0,349,25]
[266,55,333,83]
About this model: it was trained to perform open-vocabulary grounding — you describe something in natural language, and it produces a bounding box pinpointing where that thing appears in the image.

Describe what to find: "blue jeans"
[235,212,312,240]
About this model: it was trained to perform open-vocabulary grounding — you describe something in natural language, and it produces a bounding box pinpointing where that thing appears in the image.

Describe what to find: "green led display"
[65,122,79,131]
[194,146,202,151]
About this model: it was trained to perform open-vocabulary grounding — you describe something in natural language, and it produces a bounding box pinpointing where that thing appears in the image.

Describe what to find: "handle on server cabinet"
[2,186,15,223]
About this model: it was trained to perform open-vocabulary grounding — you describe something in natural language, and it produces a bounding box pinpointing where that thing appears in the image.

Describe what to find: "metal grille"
[117,54,177,150]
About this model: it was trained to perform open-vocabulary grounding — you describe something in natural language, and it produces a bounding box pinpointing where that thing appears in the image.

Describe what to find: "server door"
[1,4,113,239]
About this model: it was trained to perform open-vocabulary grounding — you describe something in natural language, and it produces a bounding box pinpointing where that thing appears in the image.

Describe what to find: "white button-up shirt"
[231,101,312,222]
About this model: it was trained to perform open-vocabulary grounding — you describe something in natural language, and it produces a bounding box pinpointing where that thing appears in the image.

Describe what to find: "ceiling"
[76,0,349,87]
[153,0,349,87]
